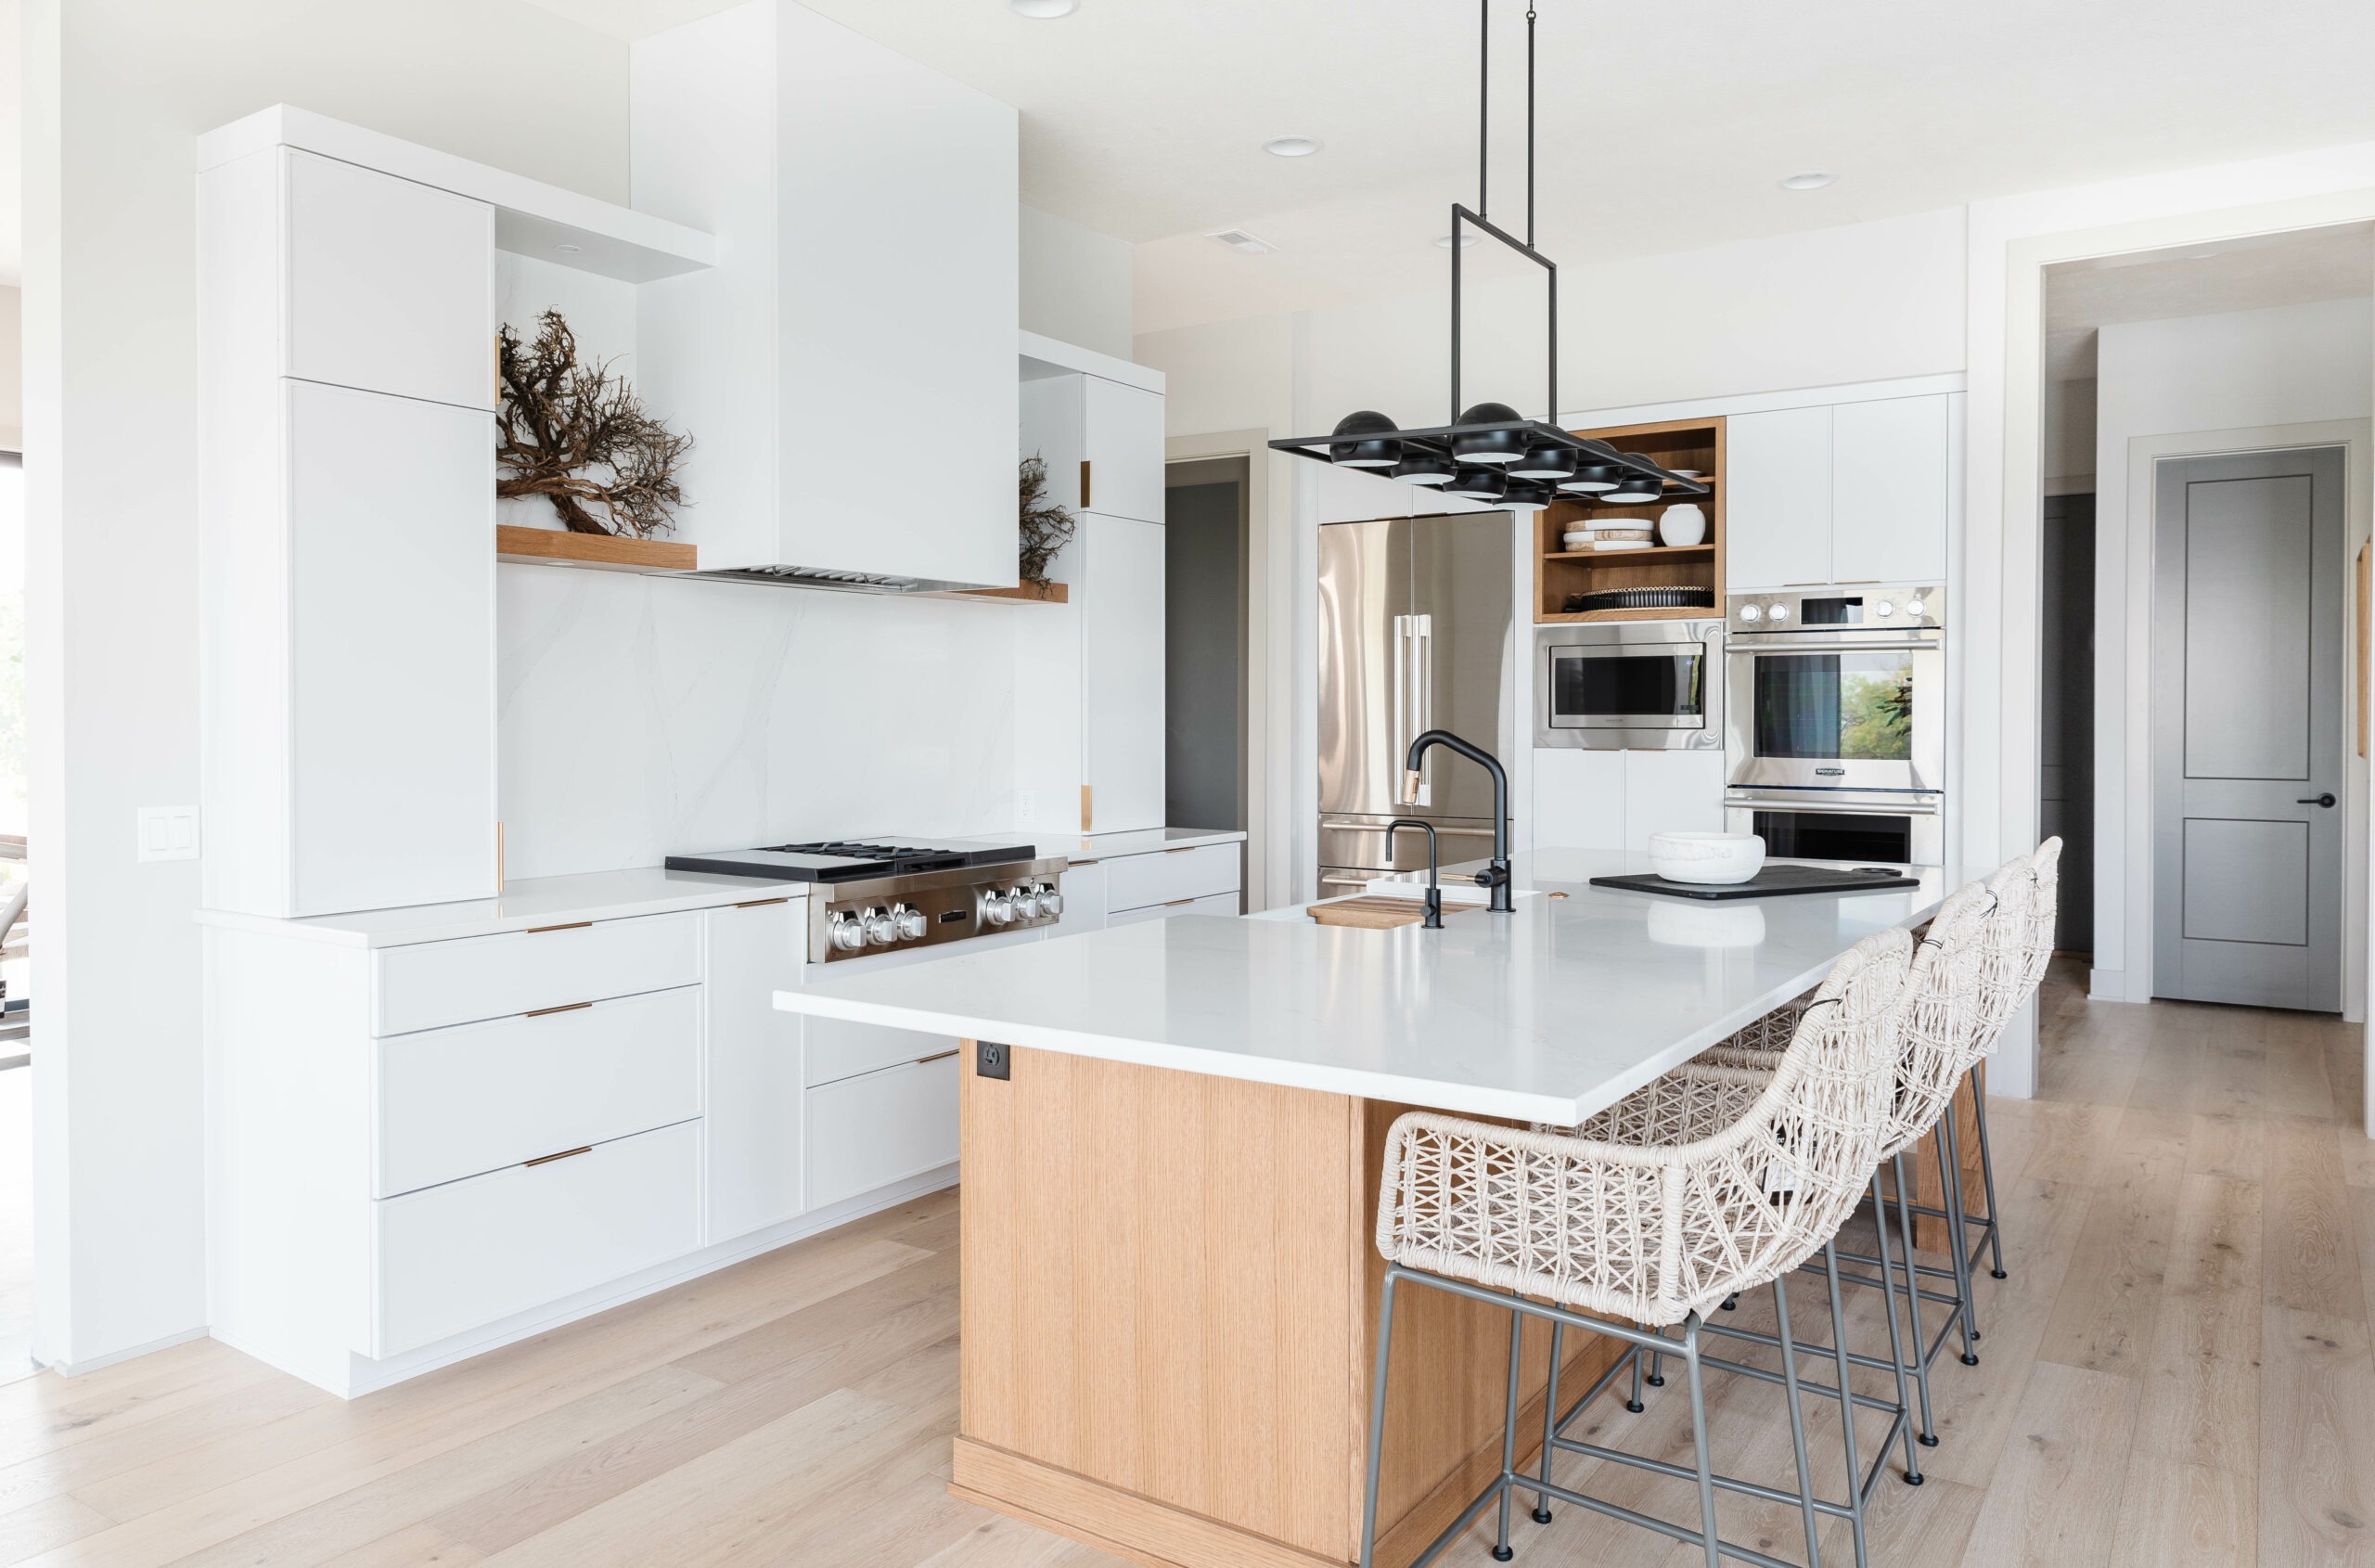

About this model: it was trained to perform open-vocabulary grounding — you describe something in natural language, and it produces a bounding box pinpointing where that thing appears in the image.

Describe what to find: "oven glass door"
[1547,644,1707,731]
[1727,637,1943,790]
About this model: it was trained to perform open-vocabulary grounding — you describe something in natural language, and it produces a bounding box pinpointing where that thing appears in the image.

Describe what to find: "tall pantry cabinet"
[198,144,498,919]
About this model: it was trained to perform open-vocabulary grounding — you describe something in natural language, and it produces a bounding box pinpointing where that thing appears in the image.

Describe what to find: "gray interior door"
[2151,446,2345,1010]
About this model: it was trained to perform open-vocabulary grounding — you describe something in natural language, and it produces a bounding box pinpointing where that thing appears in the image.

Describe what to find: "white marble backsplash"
[497,563,1033,881]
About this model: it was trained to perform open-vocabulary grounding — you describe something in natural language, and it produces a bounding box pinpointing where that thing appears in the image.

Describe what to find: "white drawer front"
[371,1120,700,1359]
[1106,890,1241,929]
[1103,843,1240,913]
[375,912,700,1035]
[805,1056,958,1212]
[804,1014,959,1089]
[376,986,700,1198]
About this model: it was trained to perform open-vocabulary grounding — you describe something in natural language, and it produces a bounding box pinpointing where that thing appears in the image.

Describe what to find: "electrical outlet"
[136,805,200,862]
[976,1040,1010,1081]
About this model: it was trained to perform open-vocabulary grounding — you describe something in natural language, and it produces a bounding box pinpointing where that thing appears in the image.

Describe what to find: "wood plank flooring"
[0,958,2367,1567]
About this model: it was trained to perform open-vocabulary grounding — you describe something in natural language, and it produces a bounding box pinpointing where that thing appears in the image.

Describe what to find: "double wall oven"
[1722,586,1946,864]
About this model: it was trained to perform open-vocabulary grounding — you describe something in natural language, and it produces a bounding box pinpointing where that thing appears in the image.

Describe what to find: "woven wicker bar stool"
[1957,835,2061,1287]
[1362,928,1913,1568]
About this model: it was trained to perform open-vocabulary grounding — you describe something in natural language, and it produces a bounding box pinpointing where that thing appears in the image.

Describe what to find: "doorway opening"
[1162,456,1249,847]
[2040,222,2374,1015]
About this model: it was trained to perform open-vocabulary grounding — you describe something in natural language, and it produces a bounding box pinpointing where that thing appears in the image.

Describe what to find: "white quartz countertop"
[775,848,1964,1125]
[1058,826,1247,863]
[196,866,809,948]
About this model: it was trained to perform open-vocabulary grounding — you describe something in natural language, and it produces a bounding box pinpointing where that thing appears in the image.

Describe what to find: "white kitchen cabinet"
[1623,750,1727,852]
[806,1054,961,1212]
[701,898,806,1244]
[635,2,1018,585]
[1048,859,1109,933]
[1018,371,1166,525]
[1079,513,1167,833]
[1104,890,1241,928]
[1724,405,1833,591]
[1105,842,1240,913]
[1829,395,1951,586]
[282,149,496,410]
[1532,749,1626,852]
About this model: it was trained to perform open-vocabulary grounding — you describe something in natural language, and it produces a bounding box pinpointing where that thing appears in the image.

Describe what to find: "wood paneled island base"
[953,1044,1626,1568]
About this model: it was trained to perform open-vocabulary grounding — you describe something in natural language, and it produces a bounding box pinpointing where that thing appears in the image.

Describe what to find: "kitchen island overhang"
[773,850,1962,1568]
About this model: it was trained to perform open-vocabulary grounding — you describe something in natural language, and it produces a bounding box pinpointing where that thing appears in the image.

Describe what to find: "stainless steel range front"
[664,836,1067,963]
[1722,586,1946,863]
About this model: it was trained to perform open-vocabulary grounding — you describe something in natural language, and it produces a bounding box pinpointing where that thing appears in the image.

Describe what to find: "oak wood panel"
[1534,417,1725,624]
[1304,897,1483,931]
[493,524,695,572]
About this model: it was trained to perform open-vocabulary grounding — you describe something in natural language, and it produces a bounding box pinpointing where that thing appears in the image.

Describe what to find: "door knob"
[2298,793,2337,808]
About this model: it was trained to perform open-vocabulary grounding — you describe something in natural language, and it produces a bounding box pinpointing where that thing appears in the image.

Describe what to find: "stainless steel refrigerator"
[1318,511,1517,896]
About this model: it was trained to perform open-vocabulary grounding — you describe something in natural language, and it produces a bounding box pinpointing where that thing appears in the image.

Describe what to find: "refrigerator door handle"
[1393,614,1431,807]
[1409,612,1432,748]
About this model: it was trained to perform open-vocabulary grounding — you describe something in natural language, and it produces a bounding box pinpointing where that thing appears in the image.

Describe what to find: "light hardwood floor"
[0,960,2368,1568]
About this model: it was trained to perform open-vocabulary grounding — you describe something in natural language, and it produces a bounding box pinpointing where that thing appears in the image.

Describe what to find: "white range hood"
[632,0,1020,592]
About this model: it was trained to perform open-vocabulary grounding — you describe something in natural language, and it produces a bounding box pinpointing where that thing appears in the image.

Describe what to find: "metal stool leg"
[1682,1315,1721,1568]
[1493,1304,1522,1561]
[1822,1244,1870,1568]
[1771,1277,1826,1568]
[1867,1171,1925,1483]
[1647,1349,1665,1389]
[1939,1114,1982,1364]
[1359,1272,1399,1568]
[1626,1344,1646,1413]
[1889,1152,1942,1446]
[1533,1322,1560,1523]
[1971,1080,2009,1279]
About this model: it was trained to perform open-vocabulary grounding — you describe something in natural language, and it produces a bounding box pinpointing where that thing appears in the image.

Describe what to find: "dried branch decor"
[1018,455,1076,586]
[496,310,691,537]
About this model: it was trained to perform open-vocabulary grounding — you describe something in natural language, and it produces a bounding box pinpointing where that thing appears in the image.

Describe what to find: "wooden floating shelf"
[496,524,697,572]
[1535,416,1727,624]
[953,581,1069,604]
[1542,545,1715,562]
[1540,605,1723,624]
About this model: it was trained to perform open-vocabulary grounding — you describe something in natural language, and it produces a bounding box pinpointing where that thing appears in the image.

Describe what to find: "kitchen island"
[774,849,1959,1568]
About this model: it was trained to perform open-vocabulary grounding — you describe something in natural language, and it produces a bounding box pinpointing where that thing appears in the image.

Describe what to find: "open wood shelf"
[1535,416,1726,623]
[496,524,696,572]
[950,581,1069,604]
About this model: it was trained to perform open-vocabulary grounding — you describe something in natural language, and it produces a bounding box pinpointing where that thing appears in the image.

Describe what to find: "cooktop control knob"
[861,906,900,945]
[1739,603,1761,623]
[980,889,1013,926]
[893,904,929,941]
[828,913,867,952]
[1009,886,1043,920]
[1906,597,1928,619]
[1035,882,1064,918]
[1873,599,1895,618]
[1766,603,1790,623]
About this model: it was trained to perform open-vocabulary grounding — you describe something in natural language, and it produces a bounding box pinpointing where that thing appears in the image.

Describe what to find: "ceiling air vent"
[1208,228,1275,255]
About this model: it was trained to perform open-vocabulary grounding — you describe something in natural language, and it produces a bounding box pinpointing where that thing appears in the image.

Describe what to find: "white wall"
[0,286,21,452]
[26,0,629,1372]
[2091,298,2373,1007]
[1021,205,1133,362]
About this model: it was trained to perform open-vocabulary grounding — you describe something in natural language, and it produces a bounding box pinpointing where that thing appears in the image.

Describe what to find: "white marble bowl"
[1646,831,1766,885]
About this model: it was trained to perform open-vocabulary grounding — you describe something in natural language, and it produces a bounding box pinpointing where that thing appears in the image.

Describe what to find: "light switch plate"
[136,805,199,862]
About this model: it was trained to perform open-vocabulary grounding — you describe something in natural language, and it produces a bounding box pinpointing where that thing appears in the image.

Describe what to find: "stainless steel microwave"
[1534,620,1724,751]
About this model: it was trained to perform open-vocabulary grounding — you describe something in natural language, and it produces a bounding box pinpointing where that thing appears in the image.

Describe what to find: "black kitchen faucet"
[1401,728,1512,913]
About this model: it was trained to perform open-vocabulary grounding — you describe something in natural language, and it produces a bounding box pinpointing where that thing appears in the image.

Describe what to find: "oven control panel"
[1728,585,1945,632]
[810,856,1069,963]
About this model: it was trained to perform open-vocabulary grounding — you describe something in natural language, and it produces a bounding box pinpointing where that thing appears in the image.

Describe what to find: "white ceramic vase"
[1658,503,1707,547]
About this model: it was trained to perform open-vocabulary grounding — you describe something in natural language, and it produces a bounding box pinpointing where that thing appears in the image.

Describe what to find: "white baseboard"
[37,1324,212,1379]
[222,1164,958,1399]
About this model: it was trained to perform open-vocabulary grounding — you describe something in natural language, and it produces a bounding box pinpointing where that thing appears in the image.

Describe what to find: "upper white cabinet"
[1725,406,1832,590]
[1829,395,1951,586]
[1019,372,1166,525]
[199,146,498,919]
[634,1,1020,586]
[702,898,806,1244]
[1079,513,1167,834]
[282,150,496,410]
[1725,392,1955,590]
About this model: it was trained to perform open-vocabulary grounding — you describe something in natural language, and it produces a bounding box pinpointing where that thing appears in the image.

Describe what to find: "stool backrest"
[2025,836,2063,996]
[1887,879,1992,1156]
[1974,855,2036,1042]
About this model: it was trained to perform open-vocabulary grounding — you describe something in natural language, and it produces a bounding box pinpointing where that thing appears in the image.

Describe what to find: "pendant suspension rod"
[1477,0,1489,222]
[1526,4,1536,247]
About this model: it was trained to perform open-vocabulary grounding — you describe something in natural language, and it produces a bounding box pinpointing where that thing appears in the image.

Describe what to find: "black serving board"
[1589,864,1921,901]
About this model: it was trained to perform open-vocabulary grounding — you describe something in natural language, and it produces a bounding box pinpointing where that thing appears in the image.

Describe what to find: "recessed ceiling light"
[1009,0,1076,16]
[1209,228,1276,255]
[1433,233,1478,249]
[1778,172,1836,191]
[1264,135,1324,158]
[554,242,583,253]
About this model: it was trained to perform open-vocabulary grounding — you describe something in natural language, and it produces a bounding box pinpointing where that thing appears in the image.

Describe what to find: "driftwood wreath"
[496,309,691,537]
[1018,455,1076,585]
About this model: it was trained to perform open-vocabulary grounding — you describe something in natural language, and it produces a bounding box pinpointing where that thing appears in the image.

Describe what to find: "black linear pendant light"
[1269,3,1707,511]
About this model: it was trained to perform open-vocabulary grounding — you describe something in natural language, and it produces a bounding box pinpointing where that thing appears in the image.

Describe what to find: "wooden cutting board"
[1306,895,1477,930]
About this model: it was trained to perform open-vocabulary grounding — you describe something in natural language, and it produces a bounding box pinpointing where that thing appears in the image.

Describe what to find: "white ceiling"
[539,0,2375,334]
[2042,224,2375,381]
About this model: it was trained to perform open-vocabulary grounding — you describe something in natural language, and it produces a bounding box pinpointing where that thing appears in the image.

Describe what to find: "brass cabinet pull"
[523,1001,593,1019]
[1079,458,1093,509]
[524,1146,592,1168]
[734,896,790,908]
[524,920,592,934]
[1163,897,1196,907]
[1164,845,1199,855]
[915,1048,960,1065]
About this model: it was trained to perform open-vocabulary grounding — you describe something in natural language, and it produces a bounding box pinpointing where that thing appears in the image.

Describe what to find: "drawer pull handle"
[735,896,791,908]
[524,920,593,934]
[915,1048,960,1065]
[524,1146,593,1168]
[1164,897,1196,907]
[524,1001,594,1018]
[1164,845,1199,855]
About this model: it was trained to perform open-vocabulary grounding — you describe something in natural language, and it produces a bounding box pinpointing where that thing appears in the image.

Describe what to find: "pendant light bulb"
[1509,443,1578,481]
[1327,409,1404,469]
[1500,477,1555,509]
[1389,451,1456,485]
[1450,402,1528,466]
[1560,464,1622,494]
[1445,467,1508,501]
